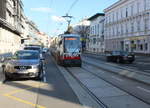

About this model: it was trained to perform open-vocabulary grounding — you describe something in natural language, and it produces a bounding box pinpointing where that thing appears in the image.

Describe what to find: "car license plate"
[18,70,28,73]
[128,56,132,58]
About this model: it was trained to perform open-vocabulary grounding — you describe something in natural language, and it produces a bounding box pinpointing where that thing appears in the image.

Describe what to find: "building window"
[131,22,134,33]
[116,12,118,20]
[113,13,114,22]
[140,44,143,50]
[113,27,115,36]
[137,2,140,13]
[95,25,96,35]
[137,19,141,31]
[145,43,148,51]
[144,0,146,10]
[105,17,107,24]
[121,9,123,18]
[90,27,92,34]
[126,23,128,34]
[93,38,96,44]
[144,18,149,31]
[116,26,119,36]
[126,8,128,17]
[121,24,123,35]
[131,5,134,15]
[92,26,94,35]
[109,16,111,23]
[98,24,100,35]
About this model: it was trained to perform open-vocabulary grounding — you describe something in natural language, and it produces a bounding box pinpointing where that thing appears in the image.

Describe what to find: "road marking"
[43,69,46,83]
[43,76,47,83]
[144,70,150,72]
[99,71,104,74]
[4,94,45,108]
[112,76,123,82]
[137,86,150,93]
[43,66,46,70]
[3,83,46,108]
[43,70,45,76]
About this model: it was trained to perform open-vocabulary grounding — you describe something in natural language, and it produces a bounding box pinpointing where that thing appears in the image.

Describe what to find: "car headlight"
[32,65,39,69]
[6,63,14,69]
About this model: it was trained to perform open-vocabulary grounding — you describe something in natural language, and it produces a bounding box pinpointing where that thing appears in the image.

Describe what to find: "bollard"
[0,60,5,84]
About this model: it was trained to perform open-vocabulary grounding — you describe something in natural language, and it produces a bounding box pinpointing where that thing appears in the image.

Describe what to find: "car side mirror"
[40,58,45,61]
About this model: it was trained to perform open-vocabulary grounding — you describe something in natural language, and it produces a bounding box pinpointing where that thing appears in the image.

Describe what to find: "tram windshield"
[64,37,80,53]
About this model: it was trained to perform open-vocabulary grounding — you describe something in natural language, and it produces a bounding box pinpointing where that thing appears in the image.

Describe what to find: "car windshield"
[13,51,39,60]
[24,47,41,51]
[120,51,129,55]
[112,51,129,55]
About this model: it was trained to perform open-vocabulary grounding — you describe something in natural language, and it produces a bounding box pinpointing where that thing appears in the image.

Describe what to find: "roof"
[88,13,105,21]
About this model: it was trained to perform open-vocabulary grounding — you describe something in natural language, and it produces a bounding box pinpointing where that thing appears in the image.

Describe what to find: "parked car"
[24,46,42,53]
[106,51,135,63]
[24,46,43,58]
[2,50,43,80]
[42,48,49,53]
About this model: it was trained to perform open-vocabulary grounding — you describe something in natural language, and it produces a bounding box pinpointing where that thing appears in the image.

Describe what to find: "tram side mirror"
[40,58,45,61]
[59,41,62,46]
[0,57,5,63]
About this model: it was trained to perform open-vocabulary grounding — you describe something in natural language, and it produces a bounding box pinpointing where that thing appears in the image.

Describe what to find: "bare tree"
[74,25,89,38]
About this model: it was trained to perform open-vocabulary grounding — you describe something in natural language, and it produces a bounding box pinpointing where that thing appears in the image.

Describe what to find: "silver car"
[2,50,43,80]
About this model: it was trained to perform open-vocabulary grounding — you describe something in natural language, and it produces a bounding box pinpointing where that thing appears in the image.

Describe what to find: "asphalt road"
[0,53,149,108]
[83,53,150,74]
[0,54,84,108]
[36,54,83,108]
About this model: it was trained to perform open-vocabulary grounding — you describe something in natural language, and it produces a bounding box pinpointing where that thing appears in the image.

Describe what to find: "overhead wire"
[47,0,53,36]
[55,0,80,35]
[67,0,79,15]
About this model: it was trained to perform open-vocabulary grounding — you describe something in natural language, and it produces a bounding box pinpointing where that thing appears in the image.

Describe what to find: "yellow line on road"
[3,83,46,108]
[4,94,45,108]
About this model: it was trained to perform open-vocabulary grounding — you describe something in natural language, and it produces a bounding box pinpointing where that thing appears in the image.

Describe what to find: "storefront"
[124,36,150,54]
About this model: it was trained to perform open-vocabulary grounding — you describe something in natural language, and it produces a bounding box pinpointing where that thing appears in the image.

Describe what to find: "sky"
[22,0,118,37]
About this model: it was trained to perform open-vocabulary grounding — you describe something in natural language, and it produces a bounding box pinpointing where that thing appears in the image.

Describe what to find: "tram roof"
[58,34,80,37]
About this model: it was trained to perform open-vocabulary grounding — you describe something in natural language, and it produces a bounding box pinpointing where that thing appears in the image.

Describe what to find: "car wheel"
[78,63,82,67]
[106,57,110,62]
[116,58,121,63]
[35,71,42,80]
[4,73,11,81]
[128,61,133,64]
[35,74,41,80]
[2,68,8,81]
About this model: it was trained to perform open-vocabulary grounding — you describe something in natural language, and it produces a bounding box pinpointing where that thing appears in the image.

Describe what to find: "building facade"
[0,0,23,56]
[24,20,41,46]
[104,0,150,54]
[88,13,105,53]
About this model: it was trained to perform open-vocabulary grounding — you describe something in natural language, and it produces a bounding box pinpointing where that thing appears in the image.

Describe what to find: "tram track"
[65,65,150,107]
[65,67,108,108]
[65,64,150,106]
[83,55,150,76]
[50,52,150,107]
[82,58,150,86]
[81,64,150,105]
